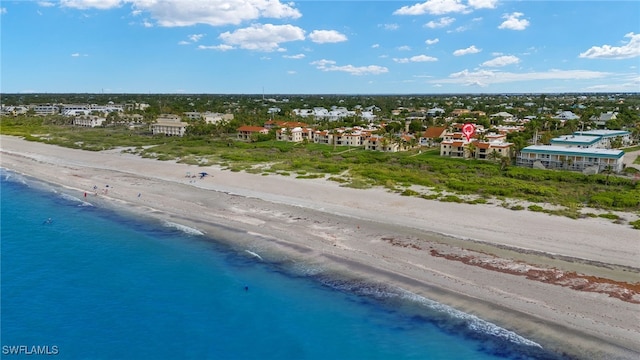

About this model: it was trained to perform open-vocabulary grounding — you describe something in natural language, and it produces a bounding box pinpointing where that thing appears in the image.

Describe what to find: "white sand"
[2,135,639,359]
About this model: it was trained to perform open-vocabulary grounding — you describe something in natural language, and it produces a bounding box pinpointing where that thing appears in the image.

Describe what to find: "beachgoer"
[244,286,249,291]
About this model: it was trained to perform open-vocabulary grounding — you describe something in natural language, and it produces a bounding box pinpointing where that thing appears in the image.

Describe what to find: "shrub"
[528,205,545,212]
[401,189,420,197]
[440,195,464,203]
[598,213,620,220]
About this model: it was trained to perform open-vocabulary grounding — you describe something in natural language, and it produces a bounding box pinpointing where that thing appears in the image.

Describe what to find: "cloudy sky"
[1,0,639,94]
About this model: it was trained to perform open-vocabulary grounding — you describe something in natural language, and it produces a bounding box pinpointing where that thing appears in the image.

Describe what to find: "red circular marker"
[462,123,475,141]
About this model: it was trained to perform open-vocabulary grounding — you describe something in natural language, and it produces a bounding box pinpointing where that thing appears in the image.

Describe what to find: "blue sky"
[1,0,639,94]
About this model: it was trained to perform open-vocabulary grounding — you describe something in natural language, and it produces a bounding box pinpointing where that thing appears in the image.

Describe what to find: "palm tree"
[466,141,476,159]
[331,129,339,150]
[487,149,502,163]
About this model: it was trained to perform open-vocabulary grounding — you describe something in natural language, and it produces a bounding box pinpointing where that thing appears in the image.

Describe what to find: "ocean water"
[1,169,562,360]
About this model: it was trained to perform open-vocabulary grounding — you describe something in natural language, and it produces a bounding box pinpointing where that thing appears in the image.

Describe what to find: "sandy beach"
[1,134,639,359]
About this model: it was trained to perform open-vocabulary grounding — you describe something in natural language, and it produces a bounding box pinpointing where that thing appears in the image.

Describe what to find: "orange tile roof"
[237,125,267,132]
[423,126,447,138]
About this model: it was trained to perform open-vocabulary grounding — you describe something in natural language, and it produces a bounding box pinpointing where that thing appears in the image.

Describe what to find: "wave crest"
[162,221,205,236]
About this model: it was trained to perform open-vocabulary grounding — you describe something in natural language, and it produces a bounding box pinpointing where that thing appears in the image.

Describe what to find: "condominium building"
[517,146,624,173]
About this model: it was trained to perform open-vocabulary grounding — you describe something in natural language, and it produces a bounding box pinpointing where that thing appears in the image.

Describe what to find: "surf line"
[245,250,263,261]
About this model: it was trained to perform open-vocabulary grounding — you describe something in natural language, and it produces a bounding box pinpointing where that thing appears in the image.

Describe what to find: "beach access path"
[1,135,639,359]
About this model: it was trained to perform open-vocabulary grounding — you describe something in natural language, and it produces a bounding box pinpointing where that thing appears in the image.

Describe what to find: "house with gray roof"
[589,112,618,127]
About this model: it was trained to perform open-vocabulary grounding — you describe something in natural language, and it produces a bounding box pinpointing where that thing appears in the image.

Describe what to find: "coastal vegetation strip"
[1,118,639,225]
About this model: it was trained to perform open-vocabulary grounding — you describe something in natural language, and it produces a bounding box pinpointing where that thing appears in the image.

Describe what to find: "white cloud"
[309,30,347,44]
[198,44,234,51]
[70,53,88,57]
[311,59,388,76]
[178,40,190,45]
[283,53,305,59]
[142,19,153,28]
[425,38,439,45]
[453,45,481,56]
[60,0,123,10]
[424,17,455,28]
[468,0,497,9]
[372,43,380,48]
[397,45,412,51]
[380,23,399,31]
[481,55,520,67]
[128,0,301,27]
[579,32,640,59]
[287,70,296,75]
[436,68,608,86]
[188,34,204,42]
[394,0,467,16]
[0,7,6,14]
[393,55,438,63]
[498,12,529,31]
[219,24,305,52]
[37,1,55,7]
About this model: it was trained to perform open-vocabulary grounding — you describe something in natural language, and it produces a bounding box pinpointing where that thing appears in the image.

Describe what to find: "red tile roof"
[423,126,447,138]
[237,126,267,132]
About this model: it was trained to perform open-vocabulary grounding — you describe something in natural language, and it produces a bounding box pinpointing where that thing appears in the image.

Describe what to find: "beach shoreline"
[2,135,639,359]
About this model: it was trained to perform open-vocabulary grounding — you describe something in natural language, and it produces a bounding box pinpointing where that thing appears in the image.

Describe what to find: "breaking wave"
[162,221,205,236]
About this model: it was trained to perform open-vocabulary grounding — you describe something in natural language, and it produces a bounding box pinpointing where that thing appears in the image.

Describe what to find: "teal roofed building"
[550,135,601,148]
[517,145,624,173]
[573,130,631,148]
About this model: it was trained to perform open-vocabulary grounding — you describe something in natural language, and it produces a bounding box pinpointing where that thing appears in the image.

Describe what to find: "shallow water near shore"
[1,169,563,359]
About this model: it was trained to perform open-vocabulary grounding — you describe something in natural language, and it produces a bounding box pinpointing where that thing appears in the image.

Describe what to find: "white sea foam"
[59,193,93,207]
[398,289,542,348]
[162,221,205,236]
[245,250,263,261]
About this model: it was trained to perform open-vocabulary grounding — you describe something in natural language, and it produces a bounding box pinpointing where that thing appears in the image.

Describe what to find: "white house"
[74,115,106,127]
[151,115,188,136]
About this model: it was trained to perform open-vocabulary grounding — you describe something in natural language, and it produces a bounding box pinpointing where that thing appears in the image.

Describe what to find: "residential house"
[450,109,471,117]
[426,108,445,117]
[237,125,269,141]
[265,120,308,130]
[33,104,59,116]
[589,112,618,127]
[203,112,233,124]
[420,126,447,146]
[151,114,188,136]
[276,127,315,143]
[364,134,414,152]
[490,112,514,120]
[74,115,105,128]
[553,110,579,120]
[440,131,513,160]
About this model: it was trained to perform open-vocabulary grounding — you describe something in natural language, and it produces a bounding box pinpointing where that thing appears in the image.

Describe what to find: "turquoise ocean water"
[1,169,563,359]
